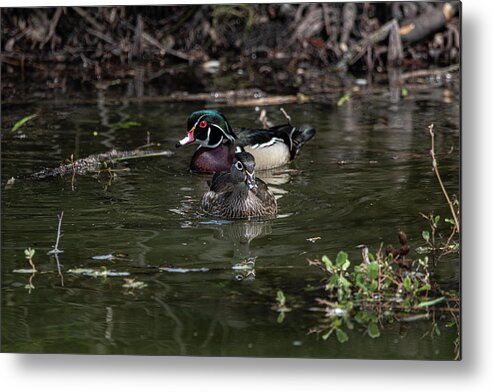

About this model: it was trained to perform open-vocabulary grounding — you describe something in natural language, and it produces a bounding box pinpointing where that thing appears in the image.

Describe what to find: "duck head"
[176,110,236,149]
[231,152,257,192]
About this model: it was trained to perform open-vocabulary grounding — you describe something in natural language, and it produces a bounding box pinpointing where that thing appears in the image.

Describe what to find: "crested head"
[232,152,257,191]
[176,109,236,149]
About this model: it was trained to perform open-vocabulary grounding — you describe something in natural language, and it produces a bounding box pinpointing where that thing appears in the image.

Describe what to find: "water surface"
[1,77,460,358]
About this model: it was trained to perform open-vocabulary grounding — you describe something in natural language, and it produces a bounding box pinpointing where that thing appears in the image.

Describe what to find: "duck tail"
[290,126,316,160]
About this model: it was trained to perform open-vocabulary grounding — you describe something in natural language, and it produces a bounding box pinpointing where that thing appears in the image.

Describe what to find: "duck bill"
[246,171,257,192]
[175,127,195,148]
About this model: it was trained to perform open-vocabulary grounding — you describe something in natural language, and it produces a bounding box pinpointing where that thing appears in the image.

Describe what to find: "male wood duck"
[176,109,316,173]
[201,152,277,219]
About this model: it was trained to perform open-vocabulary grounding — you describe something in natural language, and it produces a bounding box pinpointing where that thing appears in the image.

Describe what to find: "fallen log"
[31,148,172,179]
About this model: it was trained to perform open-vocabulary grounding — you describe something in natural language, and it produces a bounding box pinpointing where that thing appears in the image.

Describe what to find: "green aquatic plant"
[272,290,291,323]
[307,243,459,357]
[11,114,37,132]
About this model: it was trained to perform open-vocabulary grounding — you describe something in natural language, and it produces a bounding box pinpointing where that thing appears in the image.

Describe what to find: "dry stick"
[54,253,64,287]
[401,64,459,81]
[54,211,64,253]
[279,108,292,124]
[48,212,65,286]
[41,7,63,49]
[428,124,460,232]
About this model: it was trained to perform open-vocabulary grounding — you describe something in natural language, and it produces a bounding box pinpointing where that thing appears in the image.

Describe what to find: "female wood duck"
[201,152,277,219]
[176,109,316,173]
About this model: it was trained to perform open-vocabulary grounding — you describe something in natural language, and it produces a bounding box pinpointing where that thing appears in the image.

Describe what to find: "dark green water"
[1,79,460,358]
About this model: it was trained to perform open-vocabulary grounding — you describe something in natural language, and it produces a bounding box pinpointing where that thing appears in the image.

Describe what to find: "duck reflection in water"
[212,219,273,281]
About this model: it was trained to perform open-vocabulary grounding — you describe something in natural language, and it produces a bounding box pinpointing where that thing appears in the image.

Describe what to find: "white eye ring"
[235,161,244,171]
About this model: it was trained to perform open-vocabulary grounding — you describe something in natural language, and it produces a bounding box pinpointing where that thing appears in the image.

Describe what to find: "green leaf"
[114,121,141,129]
[416,283,431,293]
[422,230,430,241]
[368,252,375,262]
[354,312,368,324]
[321,255,333,270]
[417,296,445,308]
[277,312,285,324]
[401,87,408,97]
[336,329,349,343]
[11,114,37,132]
[341,259,351,271]
[404,276,412,292]
[338,275,351,288]
[367,322,380,338]
[433,215,440,227]
[24,248,35,258]
[368,261,379,280]
[444,218,455,225]
[369,280,378,292]
[336,251,348,268]
[337,93,351,106]
[276,290,285,306]
[322,329,333,341]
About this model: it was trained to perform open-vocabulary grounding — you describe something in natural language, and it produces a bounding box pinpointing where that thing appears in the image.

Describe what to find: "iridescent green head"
[176,110,236,149]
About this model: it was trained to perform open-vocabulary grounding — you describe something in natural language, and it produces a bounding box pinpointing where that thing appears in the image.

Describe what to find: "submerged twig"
[54,253,64,287]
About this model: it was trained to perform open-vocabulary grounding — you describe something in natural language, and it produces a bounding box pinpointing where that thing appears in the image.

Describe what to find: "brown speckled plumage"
[202,152,277,219]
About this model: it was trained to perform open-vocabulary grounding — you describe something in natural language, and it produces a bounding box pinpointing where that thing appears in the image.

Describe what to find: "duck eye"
[235,161,244,171]
[199,120,207,128]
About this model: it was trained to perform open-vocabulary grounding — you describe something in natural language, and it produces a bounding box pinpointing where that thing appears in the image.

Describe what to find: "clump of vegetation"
[307,241,458,355]
[301,122,461,358]
[272,290,291,323]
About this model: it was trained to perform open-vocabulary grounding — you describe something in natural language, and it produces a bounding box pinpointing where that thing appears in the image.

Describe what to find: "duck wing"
[208,171,234,192]
[234,124,316,160]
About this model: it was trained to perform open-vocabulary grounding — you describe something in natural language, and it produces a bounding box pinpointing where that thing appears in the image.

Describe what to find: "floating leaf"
[114,121,141,129]
[337,93,351,106]
[68,268,130,277]
[11,114,37,132]
[122,278,147,289]
[417,296,445,308]
[159,267,209,273]
[368,322,380,338]
[13,268,37,274]
[336,329,349,343]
